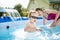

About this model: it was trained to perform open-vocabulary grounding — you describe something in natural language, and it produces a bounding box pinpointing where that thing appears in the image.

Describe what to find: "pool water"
[0,19,60,40]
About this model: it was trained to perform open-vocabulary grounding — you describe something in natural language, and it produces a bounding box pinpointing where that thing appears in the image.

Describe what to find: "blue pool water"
[0,19,60,40]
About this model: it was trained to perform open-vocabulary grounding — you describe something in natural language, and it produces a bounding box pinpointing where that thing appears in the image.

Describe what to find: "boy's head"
[29,10,38,22]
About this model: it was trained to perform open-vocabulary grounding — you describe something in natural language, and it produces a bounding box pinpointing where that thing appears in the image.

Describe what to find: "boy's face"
[31,18,37,22]
[30,12,38,22]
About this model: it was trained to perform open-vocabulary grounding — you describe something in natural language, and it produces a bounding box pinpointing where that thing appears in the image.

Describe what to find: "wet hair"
[29,11,36,18]
[35,8,43,11]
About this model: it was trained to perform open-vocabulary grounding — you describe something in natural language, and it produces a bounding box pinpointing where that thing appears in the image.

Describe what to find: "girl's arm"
[43,16,46,25]
[49,11,59,27]
[42,13,47,25]
[54,12,59,22]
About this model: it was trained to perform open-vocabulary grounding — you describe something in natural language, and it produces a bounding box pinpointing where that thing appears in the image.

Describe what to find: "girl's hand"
[49,21,56,28]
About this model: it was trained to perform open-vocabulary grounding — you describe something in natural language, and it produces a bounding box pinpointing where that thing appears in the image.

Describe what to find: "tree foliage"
[14,4,28,17]
[14,4,23,16]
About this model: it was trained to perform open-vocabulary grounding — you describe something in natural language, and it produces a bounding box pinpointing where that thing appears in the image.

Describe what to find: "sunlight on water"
[12,28,60,40]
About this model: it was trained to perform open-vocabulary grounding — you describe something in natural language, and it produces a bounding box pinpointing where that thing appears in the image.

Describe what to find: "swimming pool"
[0,19,60,40]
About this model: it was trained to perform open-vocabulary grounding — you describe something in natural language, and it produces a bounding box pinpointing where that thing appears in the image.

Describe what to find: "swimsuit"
[47,13,60,20]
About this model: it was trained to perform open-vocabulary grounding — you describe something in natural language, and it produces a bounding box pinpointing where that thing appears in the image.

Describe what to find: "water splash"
[12,28,60,40]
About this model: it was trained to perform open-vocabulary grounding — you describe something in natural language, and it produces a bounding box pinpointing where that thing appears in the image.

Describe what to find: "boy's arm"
[24,23,29,31]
